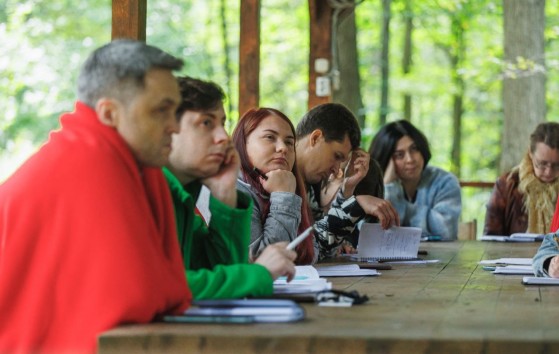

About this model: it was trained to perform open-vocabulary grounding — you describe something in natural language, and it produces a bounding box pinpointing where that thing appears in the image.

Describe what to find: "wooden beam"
[308,0,333,110]
[239,0,260,116]
[112,0,147,41]
[459,181,494,189]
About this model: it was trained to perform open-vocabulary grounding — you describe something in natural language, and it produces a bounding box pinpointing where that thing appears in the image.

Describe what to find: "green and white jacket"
[164,168,273,300]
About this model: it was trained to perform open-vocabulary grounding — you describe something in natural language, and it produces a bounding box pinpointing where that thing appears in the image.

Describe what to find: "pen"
[253,167,268,180]
[286,226,314,250]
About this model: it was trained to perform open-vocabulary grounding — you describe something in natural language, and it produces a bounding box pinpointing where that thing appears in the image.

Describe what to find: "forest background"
[1,0,558,235]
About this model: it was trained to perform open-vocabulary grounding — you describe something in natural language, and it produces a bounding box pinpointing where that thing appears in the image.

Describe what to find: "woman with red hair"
[233,108,316,264]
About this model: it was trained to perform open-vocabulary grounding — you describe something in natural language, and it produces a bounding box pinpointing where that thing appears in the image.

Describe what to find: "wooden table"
[98,241,559,354]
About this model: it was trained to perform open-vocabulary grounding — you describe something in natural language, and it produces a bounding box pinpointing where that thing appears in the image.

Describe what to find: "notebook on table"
[522,277,559,285]
[273,265,332,294]
[481,233,544,242]
[350,223,422,262]
[163,299,305,323]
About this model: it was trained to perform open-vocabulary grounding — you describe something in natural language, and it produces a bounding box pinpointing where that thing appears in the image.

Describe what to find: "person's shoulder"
[236,176,261,204]
[420,166,461,195]
[494,170,518,188]
[236,177,252,192]
[163,168,193,200]
[424,165,457,182]
[163,167,181,188]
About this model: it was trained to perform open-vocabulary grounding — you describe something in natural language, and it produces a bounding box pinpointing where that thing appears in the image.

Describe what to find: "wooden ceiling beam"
[308,0,333,110]
[112,0,147,41]
[239,0,261,116]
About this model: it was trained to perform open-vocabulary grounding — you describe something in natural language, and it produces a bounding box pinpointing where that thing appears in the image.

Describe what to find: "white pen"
[286,226,315,250]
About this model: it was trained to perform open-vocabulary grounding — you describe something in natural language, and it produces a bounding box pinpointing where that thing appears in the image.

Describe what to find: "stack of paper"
[273,266,332,294]
[164,299,305,323]
[479,258,533,266]
[480,233,544,242]
[523,277,559,285]
[493,265,534,275]
[315,264,379,277]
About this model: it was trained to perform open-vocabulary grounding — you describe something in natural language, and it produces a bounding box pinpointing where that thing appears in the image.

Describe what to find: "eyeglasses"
[532,158,559,172]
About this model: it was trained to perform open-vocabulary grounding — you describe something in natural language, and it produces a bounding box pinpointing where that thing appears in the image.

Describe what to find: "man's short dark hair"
[296,103,361,149]
[175,76,225,120]
[368,119,432,172]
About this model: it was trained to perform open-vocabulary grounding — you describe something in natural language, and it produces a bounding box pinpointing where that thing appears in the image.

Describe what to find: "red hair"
[233,108,314,264]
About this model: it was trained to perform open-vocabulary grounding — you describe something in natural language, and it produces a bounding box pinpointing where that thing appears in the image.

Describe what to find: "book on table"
[350,223,422,262]
[479,258,533,266]
[163,299,305,323]
[522,276,559,285]
[492,265,534,275]
[480,233,544,242]
[272,266,371,306]
[273,265,332,294]
[315,264,379,277]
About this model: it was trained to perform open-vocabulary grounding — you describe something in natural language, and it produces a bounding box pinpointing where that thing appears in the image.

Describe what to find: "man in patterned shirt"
[295,103,398,260]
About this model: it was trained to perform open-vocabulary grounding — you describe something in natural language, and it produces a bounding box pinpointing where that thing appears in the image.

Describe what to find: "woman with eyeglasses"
[369,120,461,240]
[485,122,559,236]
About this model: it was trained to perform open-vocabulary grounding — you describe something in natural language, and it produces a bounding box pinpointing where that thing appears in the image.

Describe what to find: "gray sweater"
[237,177,311,259]
[385,165,461,240]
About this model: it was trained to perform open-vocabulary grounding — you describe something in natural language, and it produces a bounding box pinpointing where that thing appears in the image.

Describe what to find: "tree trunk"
[450,15,466,178]
[219,0,233,115]
[379,0,391,126]
[333,10,364,127]
[501,0,545,173]
[401,0,413,121]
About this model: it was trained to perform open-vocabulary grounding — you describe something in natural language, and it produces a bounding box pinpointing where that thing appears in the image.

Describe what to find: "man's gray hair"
[77,39,183,107]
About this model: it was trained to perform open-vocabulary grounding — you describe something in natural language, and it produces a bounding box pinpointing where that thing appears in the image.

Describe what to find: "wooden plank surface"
[111,0,146,41]
[239,0,260,116]
[308,0,332,109]
[98,242,559,354]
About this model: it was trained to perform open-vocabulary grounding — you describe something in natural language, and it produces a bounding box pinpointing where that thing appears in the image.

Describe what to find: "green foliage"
[1,0,558,232]
[0,0,110,180]
[259,0,308,122]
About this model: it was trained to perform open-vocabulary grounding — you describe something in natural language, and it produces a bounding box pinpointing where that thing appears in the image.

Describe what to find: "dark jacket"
[483,171,527,236]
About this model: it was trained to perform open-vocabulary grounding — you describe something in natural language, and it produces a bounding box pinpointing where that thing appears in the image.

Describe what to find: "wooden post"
[308,0,333,110]
[112,0,147,41]
[239,0,260,116]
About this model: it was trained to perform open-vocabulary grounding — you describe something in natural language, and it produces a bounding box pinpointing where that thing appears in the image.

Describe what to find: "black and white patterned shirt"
[308,184,365,261]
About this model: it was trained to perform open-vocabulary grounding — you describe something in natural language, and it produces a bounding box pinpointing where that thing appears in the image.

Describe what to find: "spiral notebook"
[351,224,422,261]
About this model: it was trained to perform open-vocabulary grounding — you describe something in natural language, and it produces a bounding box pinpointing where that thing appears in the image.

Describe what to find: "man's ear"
[309,129,323,147]
[95,98,119,127]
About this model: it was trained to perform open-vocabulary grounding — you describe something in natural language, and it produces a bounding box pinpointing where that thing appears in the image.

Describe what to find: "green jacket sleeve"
[188,188,274,299]
[190,190,253,268]
[187,264,273,300]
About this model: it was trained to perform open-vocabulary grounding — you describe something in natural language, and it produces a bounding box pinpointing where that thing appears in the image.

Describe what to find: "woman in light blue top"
[369,120,461,240]
[533,233,559,277]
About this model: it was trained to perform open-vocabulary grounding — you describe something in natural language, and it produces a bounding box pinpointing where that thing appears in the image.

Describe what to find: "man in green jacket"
[165,76,297,300]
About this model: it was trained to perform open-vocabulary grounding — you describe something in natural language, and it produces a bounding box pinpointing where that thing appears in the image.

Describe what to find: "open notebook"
[351,223,422,261]
[273,266,332,294]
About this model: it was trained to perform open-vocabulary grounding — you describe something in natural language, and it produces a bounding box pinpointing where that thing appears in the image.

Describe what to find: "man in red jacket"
[0,40,192,354]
